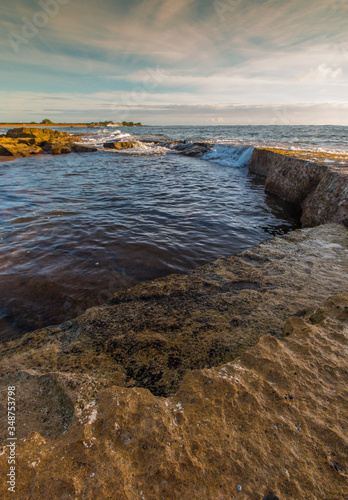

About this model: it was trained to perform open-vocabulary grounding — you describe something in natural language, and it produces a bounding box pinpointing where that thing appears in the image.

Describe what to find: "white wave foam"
[81,129,133,147]
[203,145,254,167]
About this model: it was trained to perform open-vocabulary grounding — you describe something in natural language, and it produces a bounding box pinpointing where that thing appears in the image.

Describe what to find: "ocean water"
[0,125,347,339]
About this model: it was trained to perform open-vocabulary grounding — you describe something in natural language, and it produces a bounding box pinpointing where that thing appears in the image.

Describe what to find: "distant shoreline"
[0,123,90,128]
[0,122,143,128]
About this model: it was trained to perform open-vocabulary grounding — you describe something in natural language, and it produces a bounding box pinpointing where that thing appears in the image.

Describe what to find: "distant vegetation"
[88,120,142,127]
[0,119,142,127]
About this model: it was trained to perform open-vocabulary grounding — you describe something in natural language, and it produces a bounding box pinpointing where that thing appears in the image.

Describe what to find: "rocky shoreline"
[0,127,97,157]
[0,132,347,498]
[249,148,348,227]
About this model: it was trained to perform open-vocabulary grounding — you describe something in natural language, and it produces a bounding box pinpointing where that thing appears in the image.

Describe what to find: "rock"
[0,128,85,157]
[71,144,98,153]
[103,141,141,149]
[135,135,170,144]
[249,148,348,227]
[42,142,72,155]
[0,292,347,499]
[0,224,346,397]
[174,142,213,156]
[0,138,42,157]
[5,127,81,146]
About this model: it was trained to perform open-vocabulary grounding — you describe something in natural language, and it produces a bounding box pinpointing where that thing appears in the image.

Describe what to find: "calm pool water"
[0,132,304,340]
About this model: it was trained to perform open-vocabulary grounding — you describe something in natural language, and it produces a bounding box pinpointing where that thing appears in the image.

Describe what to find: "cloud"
[0,0,348,124]
[301,64,343,81]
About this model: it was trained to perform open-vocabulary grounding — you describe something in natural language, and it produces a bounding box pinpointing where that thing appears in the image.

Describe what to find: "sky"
[1,0,348,125]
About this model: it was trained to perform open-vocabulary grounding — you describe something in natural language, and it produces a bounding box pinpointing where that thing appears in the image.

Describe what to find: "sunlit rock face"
[0,128,98,156]
[249,148,348,227]
[0,290,347,499]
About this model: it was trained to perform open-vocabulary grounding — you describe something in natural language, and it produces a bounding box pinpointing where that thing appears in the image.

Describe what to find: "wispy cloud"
[1,0,348,124]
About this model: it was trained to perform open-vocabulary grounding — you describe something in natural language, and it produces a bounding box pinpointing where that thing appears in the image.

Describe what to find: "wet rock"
[42,142,72,154]
[0,224,346,396]
[174,141,213,156]
[249,148,348,227]
[103,141,141,149]
[71,143,98,153]
[135,135,170,144]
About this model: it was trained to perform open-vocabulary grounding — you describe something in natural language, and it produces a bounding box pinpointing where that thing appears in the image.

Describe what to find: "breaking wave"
[202,145,254,167]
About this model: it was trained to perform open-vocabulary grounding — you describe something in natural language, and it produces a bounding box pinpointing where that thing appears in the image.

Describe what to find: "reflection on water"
[0,151,300,340]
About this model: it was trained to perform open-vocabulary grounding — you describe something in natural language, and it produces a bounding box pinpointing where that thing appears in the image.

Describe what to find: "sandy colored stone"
[103,141,141,149]
[0,293,347,499]
[0,137,42,157]
[0,128,84,157]
[249,148,348,228]
[5,127,80,145]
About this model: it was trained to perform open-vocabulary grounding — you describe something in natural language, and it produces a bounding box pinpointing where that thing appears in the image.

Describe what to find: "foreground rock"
[0,292,347,499]
[249,148,348,227]
[0,224,347,399]
[0,128,97,157]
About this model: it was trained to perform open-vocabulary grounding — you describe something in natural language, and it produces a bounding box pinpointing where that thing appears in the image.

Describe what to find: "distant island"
[0,119,143,128]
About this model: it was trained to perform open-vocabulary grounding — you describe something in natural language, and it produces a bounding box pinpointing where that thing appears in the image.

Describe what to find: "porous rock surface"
[0,128,97,156]
[249,148,348,227]
[0,292,347,499]
[0,224,347,399]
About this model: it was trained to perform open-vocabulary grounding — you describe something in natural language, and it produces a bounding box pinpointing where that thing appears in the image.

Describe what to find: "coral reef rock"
[0,128,98,157]
[0,291,347,499]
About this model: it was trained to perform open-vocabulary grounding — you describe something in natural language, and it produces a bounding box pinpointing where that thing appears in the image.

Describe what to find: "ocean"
[0,125,347,339]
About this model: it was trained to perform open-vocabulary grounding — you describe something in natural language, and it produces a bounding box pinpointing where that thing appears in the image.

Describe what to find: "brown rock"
[42,142,72,154]
[71,143,98,153]
[249,148,348,227]
[0,128,86,157]
[0,293,347,499]
[103,141,141,149]
[0,137,42,157]
[174,141,213,156]
[0,224,347,397]
[5,127,81,146]
[136,134,169,143]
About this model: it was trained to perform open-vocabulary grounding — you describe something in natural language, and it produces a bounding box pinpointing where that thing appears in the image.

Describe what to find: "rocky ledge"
[0,145,347,498]
[0,128,97,157]
[0,224,347,498]
[0,292,347,499]
[249,148,348,227]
